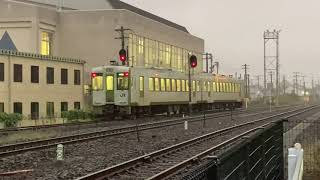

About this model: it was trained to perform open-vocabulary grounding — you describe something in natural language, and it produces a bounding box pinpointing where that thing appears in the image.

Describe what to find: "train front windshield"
[92,73,103,91]
[117,72,129,90]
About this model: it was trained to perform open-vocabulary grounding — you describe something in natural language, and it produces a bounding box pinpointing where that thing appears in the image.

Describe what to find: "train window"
[139,76,144,91]
[172,79,176,91]
[192,80,196,92]
[166,79,171,91]
[203,81,207,92]
[117,73,129,90]
[149,78,154,91]
[212,82,216,92]
[231,83,234,93]
[161,78,166,91]
[181,80,186,91]
[92,73,103,91]
[186,80,189,92]
[177,80,181,91]
[106,75,114,91]
[220,83,223,92]
[197,81,200,92]
[155,78,160,91]
[207,82,211,92]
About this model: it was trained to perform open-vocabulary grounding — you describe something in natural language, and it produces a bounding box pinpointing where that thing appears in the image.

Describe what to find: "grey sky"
[122,0,320,80]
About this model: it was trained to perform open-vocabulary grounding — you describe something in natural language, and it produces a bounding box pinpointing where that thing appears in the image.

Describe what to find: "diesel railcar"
[91,65,244,116]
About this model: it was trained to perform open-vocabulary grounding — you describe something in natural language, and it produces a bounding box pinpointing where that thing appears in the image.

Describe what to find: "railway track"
[0,104,296,134]
[76,105,318,180]
[0,104,303,157]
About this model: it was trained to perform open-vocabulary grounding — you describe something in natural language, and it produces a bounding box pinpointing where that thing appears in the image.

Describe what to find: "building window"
[61,102,68,112]
[31,102,39,120]
[74,70,81,85]
[13,102,22,114]
[0,103,4,113]
[61,68,68,84]
[0,63,4,81]
[74,102,80,110]
[41,32,52,56]
[31,66,39,83]
[47,67,54,84]
[14,64,22,82]
[46,102,54,118]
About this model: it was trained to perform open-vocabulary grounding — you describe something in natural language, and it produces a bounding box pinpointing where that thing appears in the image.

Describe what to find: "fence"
[184,114,320,180]
[183,120,284,180]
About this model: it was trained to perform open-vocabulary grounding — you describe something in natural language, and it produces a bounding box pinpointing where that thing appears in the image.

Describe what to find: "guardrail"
[288,143,304,180]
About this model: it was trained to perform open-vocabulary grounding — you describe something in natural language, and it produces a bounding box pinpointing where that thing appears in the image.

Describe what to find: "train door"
[105,74,114,102]
[115,71,129,106]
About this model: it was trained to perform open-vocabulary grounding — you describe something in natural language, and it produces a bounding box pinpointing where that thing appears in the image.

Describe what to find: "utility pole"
[293,72,299,95]
[264,30,280,105]
[242,64,249,98]
[115,26,130,66]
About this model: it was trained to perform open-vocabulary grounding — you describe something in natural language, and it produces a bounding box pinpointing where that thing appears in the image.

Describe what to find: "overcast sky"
[122,0,320,82]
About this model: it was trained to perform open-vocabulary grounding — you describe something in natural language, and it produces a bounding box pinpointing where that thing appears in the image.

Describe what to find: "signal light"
[119,49,127,62]
[190,55,197,68]
[91,73,97,78]
[124,72,129,77]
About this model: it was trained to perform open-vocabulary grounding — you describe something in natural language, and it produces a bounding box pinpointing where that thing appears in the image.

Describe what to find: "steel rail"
[76,105,318,180]
[0,105,306,157]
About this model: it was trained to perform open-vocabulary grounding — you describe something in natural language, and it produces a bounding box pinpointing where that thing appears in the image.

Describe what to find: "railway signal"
[190,55,197,68]
[119,49,127,62]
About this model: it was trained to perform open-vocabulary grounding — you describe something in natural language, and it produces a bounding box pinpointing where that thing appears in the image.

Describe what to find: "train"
[91,65,244,117]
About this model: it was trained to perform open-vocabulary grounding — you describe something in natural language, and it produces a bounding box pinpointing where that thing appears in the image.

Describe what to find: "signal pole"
[242,64,249,98]
[115,26,130,65]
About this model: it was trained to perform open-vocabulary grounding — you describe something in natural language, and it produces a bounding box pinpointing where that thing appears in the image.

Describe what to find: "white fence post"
[288,143,303,180]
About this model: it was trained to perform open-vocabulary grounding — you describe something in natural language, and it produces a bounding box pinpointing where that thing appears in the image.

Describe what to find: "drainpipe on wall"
[8,54,11,113]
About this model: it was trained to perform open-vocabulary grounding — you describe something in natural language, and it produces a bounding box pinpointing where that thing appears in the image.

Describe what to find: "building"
[0,49,85,119]
[0,0,205,119]
[0,0,204,75]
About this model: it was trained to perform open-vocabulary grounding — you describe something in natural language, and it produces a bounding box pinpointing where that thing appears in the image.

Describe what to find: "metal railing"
[288,143,304,180]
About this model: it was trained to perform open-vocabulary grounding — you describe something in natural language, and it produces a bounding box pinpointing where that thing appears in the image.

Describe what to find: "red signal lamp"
[119,49,127,62]
[91,73,97,78]
[190,55,197,68]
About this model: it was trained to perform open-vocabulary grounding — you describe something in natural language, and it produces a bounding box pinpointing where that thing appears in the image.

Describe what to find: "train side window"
[196,81,200,92]
[192,80,196,92]
[212,82,216,92]
[139,76,144,92]
[186,80,189,92]
[161,78,166,91]
[203,81,207,92]
[149,78,154,91]
[106,75,114,91]
[181,80,186,91]
[154,78,160,91]
[207,82,211,92]
[220,83,223,92]
[92,74,103,91]
[172,79,176,91]
[232,83,235,93]
[177,80,181,91]
[166,79,171,91]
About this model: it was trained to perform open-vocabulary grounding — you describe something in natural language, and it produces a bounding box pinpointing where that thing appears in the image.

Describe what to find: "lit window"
[207,82,211,92]
[192,80,196,92]
[181,80,186,91]
[149,78,154,91]
[166,79,171,91]
[41,32,52,55]
[139,76,144,92]
[172,79,176,91]
[212,82,216,92]
[186,80,189,92]
[203,81,207,92]
[177,80,181,91]
[155,78,160,91]
[106,76,114,91]
[196,81,200,92]
[92,74,103,91]
[161,78,166,91]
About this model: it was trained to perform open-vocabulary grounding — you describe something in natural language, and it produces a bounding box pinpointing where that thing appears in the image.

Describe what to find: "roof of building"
[107,0,189,33]
[0,31,17,51]
[0,49,86,64]
[10,0,189,33]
